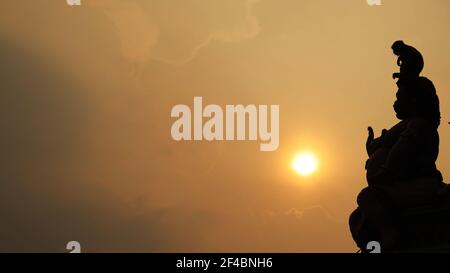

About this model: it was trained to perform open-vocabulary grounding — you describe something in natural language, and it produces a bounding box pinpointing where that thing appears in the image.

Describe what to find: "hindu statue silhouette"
[350,41,450,252]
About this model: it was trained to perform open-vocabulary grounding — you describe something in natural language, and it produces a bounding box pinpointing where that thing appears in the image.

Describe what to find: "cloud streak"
[88,0,261,65]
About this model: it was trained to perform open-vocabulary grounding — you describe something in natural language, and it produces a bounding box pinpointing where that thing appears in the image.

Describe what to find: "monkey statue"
[391,40,424,82]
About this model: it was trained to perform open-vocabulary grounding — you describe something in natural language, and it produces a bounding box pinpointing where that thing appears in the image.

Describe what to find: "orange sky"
[0,0,449,252]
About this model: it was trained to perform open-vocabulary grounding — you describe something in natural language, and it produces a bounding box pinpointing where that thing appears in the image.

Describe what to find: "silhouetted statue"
[392,40,424,83]
[350,42,448,252]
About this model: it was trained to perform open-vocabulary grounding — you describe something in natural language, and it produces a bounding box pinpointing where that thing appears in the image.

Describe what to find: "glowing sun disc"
[292,152,318,176]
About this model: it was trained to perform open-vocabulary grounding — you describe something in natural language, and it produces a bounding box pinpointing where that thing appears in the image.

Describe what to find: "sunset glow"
[292,152,319,176]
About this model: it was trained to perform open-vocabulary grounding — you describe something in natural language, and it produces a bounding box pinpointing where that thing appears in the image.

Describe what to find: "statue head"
[391,40,406,56]
[393,77,441,128]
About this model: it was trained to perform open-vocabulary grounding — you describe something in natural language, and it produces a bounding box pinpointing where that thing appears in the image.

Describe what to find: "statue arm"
[366,127,387,156]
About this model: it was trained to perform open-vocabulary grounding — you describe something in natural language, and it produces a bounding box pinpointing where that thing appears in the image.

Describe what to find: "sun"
[292,152,319,176]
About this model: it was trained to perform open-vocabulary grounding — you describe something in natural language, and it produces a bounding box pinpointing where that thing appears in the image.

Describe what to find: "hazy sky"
[0,0,449,252]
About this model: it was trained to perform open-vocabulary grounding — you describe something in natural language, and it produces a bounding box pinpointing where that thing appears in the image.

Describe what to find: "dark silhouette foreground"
[350,41,449,252]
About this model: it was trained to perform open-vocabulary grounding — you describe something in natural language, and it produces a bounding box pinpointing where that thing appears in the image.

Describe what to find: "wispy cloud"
[88,0,261,65]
